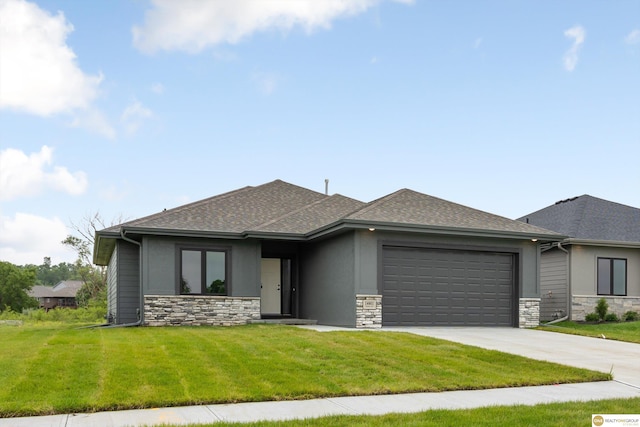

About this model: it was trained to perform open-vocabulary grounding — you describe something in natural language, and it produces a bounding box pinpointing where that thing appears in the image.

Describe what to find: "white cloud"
[251,72,279,95]
[0,146,88,201]
[625,29,640,45]
[132,0,413,53]
[68,108,117,139]
[563,25,586,71]
[0,0,103,116]
[0,211,75,265]
[151,83,165,94]
[121,100,154,136]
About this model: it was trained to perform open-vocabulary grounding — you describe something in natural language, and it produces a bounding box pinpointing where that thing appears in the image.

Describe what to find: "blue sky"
[1,0,639,265]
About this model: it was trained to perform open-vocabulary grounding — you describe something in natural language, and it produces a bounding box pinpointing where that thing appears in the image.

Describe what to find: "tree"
[0,261,38,312]
[62,211,124,307]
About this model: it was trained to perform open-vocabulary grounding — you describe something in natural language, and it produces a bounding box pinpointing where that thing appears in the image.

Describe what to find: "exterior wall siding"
[144,295,260,326]
[141,236,261,297]
[106,245,118,322]
[539,248,568,321]
[300,231,356,327]
[117,240,140,324]
[570,246,640,297]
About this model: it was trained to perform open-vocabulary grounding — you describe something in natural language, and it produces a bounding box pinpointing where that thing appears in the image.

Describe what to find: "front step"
[249,318,318,325]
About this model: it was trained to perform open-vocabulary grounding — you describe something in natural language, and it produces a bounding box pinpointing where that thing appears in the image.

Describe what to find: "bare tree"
[62,211,125,306]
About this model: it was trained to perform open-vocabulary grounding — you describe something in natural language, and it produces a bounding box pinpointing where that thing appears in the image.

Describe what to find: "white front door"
[261,258,281,315]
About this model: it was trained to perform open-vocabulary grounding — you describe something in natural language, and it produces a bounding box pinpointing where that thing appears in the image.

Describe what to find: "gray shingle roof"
[518,195,640,242]
[29,280,83,298]
[104,180,328,234]
[346,189,560,235]
[96,180,563,264]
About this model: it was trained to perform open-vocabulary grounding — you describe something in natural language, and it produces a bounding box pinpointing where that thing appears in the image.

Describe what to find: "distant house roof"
[518,195,640,243]
[29,280,83,299]
[95,180,563,265]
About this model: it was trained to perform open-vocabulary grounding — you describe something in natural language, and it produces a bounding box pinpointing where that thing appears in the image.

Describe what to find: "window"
[180,248,228,295]
[597,258,626,296]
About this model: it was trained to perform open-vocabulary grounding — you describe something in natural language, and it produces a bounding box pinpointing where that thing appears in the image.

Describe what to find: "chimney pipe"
[324,179,329,195]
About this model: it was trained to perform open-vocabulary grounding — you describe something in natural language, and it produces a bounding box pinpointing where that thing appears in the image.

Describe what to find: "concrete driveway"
[379,326,640,387]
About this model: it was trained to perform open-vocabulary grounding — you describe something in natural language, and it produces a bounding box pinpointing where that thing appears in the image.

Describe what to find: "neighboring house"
[93,180,561,328]
[29,280,83,310]
[519,195,640,321]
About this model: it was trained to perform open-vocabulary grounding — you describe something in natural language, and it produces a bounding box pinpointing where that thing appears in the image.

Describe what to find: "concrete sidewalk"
[2,327,639,426]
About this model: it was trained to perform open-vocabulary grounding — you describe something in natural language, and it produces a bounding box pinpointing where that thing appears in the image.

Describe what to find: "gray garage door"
[382,246,515,326]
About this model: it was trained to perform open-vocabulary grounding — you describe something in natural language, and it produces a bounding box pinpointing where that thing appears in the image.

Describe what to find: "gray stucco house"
[519,195,640,321]
[93,180,561,328]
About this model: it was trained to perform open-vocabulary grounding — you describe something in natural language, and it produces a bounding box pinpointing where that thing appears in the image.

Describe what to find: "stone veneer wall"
[144,295,261,326]
[356,294,382,328]
[519,298,540,328]
[572,295,640,321]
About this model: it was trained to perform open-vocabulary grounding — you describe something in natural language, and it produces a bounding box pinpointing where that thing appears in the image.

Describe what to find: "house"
[29,280,83,310]
[518,195,640,321]
[93,180,562,328]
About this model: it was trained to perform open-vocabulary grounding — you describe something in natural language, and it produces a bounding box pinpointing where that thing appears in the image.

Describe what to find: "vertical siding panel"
[117,241,140,324]
[107,245,118,322]
[540,249,568,321]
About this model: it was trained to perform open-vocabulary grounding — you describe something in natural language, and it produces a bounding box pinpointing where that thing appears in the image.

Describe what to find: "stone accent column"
[356,294,382,329]
[519,298,540,328]
[144,295,261,326]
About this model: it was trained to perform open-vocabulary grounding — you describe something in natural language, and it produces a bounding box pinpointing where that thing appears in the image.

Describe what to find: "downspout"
[105,229,144,328]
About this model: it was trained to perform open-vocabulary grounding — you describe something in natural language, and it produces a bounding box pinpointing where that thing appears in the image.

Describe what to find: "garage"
[382,246,516,326]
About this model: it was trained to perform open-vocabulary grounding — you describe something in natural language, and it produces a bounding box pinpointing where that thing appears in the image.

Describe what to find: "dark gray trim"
[174,244,232,296]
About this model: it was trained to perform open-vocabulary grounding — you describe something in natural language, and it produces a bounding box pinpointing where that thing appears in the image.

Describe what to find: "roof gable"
[519,195,640,242]
[346,189,558,235]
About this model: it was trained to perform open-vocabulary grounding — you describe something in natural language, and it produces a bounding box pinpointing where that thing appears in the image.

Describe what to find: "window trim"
[597,257,627,296]
[176,245,231,296]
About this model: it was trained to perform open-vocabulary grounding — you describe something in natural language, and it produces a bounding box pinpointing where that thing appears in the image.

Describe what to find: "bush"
[624,311,639,321]
[595,298,609,321]
[604,313,619,322]
[585,312,600,322]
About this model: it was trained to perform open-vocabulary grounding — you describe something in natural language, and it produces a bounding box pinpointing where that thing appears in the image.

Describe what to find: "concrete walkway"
[2,327,639,427]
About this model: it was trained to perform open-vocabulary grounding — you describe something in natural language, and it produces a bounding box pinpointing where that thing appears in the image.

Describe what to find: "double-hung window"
[597,258,626,296]
[180,248,228,295]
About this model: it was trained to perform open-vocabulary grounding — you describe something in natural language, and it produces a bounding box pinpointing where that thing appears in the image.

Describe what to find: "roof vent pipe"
[325,179,329,195]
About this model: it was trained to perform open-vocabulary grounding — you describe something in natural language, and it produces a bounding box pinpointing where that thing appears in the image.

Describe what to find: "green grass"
[0,324,610,417]
[177,398,640,427]
[539,320,640,344]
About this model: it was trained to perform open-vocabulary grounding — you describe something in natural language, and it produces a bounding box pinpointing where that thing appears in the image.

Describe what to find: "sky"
[1,0,639,266]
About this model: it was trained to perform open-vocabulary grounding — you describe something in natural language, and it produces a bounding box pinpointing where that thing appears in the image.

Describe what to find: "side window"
[180,248,228,295]
[597,258,626,296]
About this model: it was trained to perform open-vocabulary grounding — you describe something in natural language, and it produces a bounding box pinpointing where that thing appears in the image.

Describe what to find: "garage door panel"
[382,247,515,327]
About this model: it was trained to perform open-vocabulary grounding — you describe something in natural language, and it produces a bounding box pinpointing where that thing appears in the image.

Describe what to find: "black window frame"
[177,246,231,296]
[597,257,627,296]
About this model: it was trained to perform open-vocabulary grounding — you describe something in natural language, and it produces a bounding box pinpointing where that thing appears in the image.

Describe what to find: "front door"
[261,258,281,315]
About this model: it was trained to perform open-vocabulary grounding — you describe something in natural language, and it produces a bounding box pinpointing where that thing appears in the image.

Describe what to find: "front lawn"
[0,324,610,417]
[539,320,640,344]
[179,397,640,427]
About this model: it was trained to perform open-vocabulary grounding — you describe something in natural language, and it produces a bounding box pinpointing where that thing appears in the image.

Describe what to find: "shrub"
[595,298,609,321]
[584,312,600,322]
[624,311,639,321]
[604,313,619,322]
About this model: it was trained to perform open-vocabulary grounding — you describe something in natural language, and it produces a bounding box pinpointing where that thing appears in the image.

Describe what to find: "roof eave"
[564,238,640,248]
[310,219,566,241]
